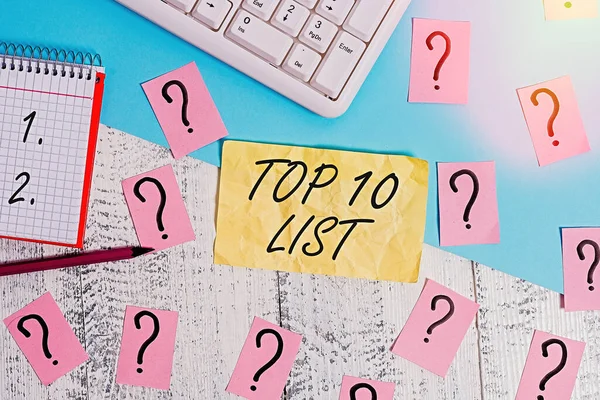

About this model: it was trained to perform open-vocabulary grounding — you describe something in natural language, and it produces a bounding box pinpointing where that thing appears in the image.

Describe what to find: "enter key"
[311,31,365,98]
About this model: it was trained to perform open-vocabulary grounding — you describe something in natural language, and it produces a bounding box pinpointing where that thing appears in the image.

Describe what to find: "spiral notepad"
[0,43,105,248]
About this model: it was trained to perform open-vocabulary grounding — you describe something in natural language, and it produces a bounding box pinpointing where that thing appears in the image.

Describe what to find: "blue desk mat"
[5,0,600,292]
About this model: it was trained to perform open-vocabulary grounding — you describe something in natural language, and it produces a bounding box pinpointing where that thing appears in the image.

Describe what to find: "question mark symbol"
[349,382,377,400]
[17,314,58,366]
[424,295,455,343]
[426,31,451,91]
[576,239,599,291]
[250,328,283,391]
[134,177,168,240]
[449,169,479,230]
[530,88,560,147]
[537,339,568,400]
[162,80,193,134]
[134,310,160,374]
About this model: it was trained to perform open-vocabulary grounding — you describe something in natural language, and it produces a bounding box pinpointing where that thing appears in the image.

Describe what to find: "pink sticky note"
[561,227,600,311]
[227,317,302,400]
[515,330,585,400]
[437,161,500,246]
[409,18,471,104]
[3,292,88,385]
[338,376,395,400]
[142,62,228,159]
[116,306,179,390]
[122,164,195,251]
[391,279,479,377]
[517,76,590,166]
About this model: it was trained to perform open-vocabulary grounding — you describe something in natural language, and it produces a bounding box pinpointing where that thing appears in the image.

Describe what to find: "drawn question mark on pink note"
[17,314,58,366]
[424,294,455,343]
[449,169,479,230]
[250,328,284,391]
[531,88,560,147]
[576,239,599,291]
[349,382,378,400]
[537,338,567,400]
[134,310,160,374]
[426,31,451,91]
[134,177,169,240]
[162,80,193,134]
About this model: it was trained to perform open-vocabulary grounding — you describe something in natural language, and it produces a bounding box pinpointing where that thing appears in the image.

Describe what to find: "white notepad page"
[0,58,104,244]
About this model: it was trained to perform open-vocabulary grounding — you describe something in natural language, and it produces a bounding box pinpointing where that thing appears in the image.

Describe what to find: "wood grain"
[280,246,481,400]
[80,128,281,399]
[474,262,600,400]
[1,125,600,399]
[0,228,87,400]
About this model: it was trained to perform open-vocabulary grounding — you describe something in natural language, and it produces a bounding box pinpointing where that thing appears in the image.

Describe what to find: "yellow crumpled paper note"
[214,141,429,282]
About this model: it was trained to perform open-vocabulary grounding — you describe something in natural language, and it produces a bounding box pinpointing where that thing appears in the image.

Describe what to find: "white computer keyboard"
[116,0,411,117]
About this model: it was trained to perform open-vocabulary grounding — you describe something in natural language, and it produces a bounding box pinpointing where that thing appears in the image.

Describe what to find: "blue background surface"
[4,0,600,292]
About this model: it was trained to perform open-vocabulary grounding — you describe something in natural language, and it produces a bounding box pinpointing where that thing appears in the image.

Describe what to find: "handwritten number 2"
[22,111,36,143]
[8,172,31,205]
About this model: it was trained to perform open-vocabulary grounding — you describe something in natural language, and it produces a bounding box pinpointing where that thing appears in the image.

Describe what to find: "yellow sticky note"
[544,0,598,20]
[214,141,429,282]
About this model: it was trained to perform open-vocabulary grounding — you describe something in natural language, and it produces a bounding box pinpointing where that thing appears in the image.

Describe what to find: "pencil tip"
[132,247,154,257]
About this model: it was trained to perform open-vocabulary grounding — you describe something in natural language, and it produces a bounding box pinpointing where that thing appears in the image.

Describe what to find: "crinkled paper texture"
[214,141,429,282]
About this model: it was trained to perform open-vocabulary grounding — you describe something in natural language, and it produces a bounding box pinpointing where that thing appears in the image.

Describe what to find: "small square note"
[515,330,585,400]
[544,0,598,20]
[3,292,88,385]
[122,164,195,251]
[391,279,479,377]
[562,227,600,311]
[338,376,395,400]
[409,18,471,104]
[517,76,590,166]
[227,317,302,400]
[437,161,500,246]
[116,306,179,390]
[142,62,228,159]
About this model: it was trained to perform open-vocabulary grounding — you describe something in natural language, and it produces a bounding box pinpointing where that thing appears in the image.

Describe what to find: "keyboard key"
[343,0,393,41]
[295,0,318,9]
[311,31,365,97]
[242,0,280,20]
[299,15,338,53]
[315,0,354,25]
[193,0,232,29]
[166,0,198,12]
[283,44,321,81]
[226,10,294,65]
[271,0,310,37]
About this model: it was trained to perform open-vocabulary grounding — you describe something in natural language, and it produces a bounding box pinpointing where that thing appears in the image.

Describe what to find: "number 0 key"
[226,10,294,65]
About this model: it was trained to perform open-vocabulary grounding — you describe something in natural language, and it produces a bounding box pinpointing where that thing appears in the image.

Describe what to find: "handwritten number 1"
[349,171,372,206]
[22,111,36,143]
[8,172,31,205]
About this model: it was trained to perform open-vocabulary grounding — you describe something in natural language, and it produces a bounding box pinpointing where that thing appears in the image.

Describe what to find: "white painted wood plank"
[474,262,600,399]
[80,127,281,399]
[0,241,88,399]
[280,244,482,399]
[7,123,600,400]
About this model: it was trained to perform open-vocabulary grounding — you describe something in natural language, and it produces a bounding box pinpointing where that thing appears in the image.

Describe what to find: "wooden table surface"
[1,126,599,399]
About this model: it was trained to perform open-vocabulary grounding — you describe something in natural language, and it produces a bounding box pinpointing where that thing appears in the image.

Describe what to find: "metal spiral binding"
[0,42,102,80]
